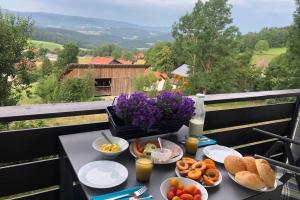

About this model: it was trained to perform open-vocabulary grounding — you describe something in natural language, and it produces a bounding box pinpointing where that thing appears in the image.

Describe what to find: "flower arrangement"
[114,91,195,131]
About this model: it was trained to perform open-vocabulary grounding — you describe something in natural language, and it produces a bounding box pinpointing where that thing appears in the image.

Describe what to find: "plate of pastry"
[130,138,183,164]
[224,155,277,192]
[175,157,222,188]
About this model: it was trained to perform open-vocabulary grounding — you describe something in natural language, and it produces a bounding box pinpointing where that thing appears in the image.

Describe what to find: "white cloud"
[229,0,293,7]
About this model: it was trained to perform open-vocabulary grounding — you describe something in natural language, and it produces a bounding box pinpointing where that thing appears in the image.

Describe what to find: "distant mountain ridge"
[4,9,172,49]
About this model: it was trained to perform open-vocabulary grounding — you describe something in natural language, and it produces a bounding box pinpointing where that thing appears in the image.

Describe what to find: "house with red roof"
[89,57,121,64]
[89,57,133,65]
[133,53,145,60]
[61,63,150,96]
[144,69,169,91]
[118,59,133,65]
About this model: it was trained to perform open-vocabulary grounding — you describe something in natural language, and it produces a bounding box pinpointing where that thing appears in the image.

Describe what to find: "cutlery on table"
[129,195,153,200]
[101,131,113,144]
[106,186,148,200]
[158,137,163,152]
[199,138,210,142]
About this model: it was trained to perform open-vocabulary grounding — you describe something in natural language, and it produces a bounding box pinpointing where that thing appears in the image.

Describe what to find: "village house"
[89,57,133,65]
[61,64,150,96]
[171,64,191,89]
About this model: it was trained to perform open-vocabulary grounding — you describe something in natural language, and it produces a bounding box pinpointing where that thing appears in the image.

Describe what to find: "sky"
[0,0,296,33]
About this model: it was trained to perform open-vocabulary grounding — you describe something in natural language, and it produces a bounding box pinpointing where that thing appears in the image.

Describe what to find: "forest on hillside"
[0,0,299,108]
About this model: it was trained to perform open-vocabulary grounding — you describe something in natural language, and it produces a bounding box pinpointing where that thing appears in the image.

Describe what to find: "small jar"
[185,137,199,155]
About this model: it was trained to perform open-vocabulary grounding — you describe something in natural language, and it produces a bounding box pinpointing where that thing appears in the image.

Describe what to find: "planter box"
[106,106,188,140]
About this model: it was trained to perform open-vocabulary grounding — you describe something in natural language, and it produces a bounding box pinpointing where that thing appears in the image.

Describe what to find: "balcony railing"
[0,89,299,200]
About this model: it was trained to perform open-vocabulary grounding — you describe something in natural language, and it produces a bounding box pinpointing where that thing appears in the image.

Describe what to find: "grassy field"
[251,47,287,67]
[30,40,63,51]
[78,56,93,64]
[30,39,89,51]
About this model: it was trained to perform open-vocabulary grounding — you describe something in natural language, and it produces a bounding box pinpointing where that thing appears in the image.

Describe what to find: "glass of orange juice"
[135,157,153,182]
[185,137,199,155]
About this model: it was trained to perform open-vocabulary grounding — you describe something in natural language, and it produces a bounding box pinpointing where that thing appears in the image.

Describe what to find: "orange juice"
[136,158,153,182]
[185,137,199,155]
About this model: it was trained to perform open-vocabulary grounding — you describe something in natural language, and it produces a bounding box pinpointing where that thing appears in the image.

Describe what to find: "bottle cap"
[196,93,205,98]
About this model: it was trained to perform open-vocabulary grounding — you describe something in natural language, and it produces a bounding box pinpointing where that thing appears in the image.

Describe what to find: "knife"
[129,195,153,200]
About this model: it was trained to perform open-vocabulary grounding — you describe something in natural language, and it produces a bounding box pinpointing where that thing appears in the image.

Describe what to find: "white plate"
[175,168,222,188]
[228,172,278,192]
[160,177,208,200]
[129,138,183,164]
[203,145,242,163]
[78,161,128,188]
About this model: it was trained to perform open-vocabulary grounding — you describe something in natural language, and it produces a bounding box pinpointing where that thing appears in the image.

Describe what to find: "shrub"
[133,72,158,97]
[36,74,95,103]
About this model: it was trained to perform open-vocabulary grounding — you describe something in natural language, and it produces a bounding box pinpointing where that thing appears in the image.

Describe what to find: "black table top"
[59,130,282,200]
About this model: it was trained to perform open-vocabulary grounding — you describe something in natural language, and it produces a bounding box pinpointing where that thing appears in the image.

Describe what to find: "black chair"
[253,128,300,193]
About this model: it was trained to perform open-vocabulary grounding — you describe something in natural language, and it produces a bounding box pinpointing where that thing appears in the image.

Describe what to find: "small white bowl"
[92,136,129,159]
[160,177,208,200]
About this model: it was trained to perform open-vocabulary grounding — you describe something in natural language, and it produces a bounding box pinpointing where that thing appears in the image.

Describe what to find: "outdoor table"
[59,130,283,200]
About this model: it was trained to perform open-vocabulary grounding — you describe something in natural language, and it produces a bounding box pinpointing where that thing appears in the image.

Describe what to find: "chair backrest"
[292,110,300,166]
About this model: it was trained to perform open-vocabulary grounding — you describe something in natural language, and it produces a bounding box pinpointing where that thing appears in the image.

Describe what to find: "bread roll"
[235,171,266,190]
[243,156,258,174]
[224,155,247,175]
[255,159,275,188]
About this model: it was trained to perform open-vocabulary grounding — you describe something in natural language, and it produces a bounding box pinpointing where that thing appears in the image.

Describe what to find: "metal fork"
[106,186,148,200]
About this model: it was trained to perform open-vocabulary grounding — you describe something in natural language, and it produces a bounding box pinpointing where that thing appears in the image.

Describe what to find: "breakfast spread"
[176,157,221,187]
[99,143,121,152]
[131,138,182,164]
[224,155,276,190]
[166,178,202,200]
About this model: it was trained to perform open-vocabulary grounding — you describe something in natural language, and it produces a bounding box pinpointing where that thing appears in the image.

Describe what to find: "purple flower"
[131,99,161,130]
[113,91,195,131]
[114,92,161,130]
[156,91,195,120]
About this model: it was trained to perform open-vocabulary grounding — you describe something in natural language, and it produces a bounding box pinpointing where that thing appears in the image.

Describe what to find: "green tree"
[146,42,176,73]
[263,54,293,90]
[259,27,289,48]
[263,0,300,90]
[38,48,49,58]
[255,40,269,53]
[133,72,158,97]
[0,11,33,106]
[40,57,53,77]
[93,44,123,57]
[239,32,259,52]
[287,0,300,85]
[122,51,133,61]
[36,74,59,103]
[36,74,95,103]
[112,48,122,59]
[56,42,79,72]
[56,75,95,102]
[173,0,239,73]
[172,0,240,94]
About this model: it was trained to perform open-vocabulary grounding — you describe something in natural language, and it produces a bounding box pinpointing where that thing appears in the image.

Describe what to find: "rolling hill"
[29,40,63,51]
[4,9,172,49]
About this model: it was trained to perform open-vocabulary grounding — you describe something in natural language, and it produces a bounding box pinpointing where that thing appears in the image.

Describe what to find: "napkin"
[90,186,152,200]
[197,135,217,147]
[176,126,217,147]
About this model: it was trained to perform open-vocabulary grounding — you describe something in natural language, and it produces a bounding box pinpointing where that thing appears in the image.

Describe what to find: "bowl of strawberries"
[160,177,208,200]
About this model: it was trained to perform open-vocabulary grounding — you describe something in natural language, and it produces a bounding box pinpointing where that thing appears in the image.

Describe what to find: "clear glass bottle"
[189,93,205,137]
